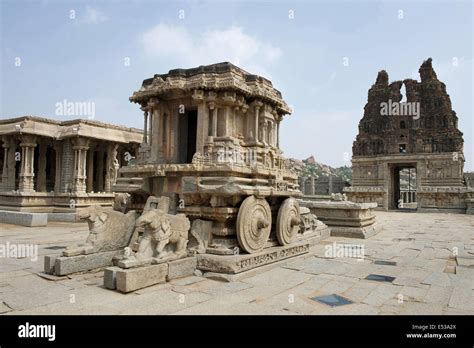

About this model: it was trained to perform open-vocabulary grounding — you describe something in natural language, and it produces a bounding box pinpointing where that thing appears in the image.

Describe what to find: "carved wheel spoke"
[236,196,272,254]
[276,198,301,246]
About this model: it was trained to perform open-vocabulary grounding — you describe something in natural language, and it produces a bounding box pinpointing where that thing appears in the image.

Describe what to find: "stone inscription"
[237,244,309,271]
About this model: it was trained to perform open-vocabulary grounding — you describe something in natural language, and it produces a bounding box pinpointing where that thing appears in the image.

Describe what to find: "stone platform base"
[196,242,310,275]
[297,224,331,244]
[47,213,79,223]
[0,210,47,227]
[329,222,381,239]
[104,257,196,293]
[44,250,122,276]
[300,200,380,239]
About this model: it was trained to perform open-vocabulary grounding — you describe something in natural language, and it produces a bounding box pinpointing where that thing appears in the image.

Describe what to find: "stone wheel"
[276,198,301,246]
[236,196,272,254]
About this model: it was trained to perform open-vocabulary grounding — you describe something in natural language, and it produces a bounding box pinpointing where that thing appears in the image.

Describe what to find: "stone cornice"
[0,116,142,134]
[0,116,143,144]
[351,152,465,163]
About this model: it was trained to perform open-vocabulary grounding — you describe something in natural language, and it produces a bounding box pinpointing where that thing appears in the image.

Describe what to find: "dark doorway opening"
[187,110,197,163]
[14,146,20,190]
[393,165,417,210]
[46,146,56,192]
[93,150,99,192]
[178,109,197,163]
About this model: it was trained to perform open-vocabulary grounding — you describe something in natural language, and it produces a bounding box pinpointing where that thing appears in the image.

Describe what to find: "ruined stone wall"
[314,176,350,195]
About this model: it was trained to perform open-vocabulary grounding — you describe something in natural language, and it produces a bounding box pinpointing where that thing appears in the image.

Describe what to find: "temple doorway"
[178,109,197,164]
[391,165,417,210]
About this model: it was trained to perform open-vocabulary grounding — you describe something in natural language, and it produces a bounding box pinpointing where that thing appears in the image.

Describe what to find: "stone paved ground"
[1,212,473,315]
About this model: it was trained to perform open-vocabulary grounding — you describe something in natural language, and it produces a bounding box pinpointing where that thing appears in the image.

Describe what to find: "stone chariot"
[114,63,326,273]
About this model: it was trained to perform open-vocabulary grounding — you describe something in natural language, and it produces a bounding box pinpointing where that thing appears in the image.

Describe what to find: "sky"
[1,0,472,169]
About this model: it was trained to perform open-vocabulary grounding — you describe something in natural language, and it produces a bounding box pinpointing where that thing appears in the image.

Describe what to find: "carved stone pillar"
[262,121,268,145]
[156,108,167,161]
[96,148,104,192]
[254,105,261,142]
[142,107,148,144]
[151,106,160,161]
[164,111,170,160]
[86,145,94,193]
[299,176,306,195]
[196,101,209,154]
[211,104,218,137]
[169,110,175,160]
[105,143,119,193]
[1,136,17,191]
[72,137,89,193]
[147,99,158,150]
[276,119,281,148]
[19,135,37,192]
[233,106,238,133]
[37,141,47,192]
[149,110,153,143]
[224,106,231,137]
[310,176,315,196]
[1,139,8,191]
[53,142,62,194]
[267,122,272,146]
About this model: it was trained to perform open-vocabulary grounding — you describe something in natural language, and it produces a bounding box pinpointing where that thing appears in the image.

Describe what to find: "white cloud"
[140,24,282,76]
[82,6,108,24]
[141,23,192,56]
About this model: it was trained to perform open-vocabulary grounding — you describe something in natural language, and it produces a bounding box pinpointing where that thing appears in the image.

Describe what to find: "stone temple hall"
[0,116,142,212]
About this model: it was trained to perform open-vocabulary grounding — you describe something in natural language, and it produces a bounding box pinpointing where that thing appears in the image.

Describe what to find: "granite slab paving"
[1,211,473,315]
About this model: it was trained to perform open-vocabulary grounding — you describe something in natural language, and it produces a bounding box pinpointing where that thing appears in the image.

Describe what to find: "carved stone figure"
[63,205,136,256]
[188,219,213,254]
[299,207,318,234]
[133,209,190,261]
[113,158,120,183]
[113,192,131,213]
[331,193,347,201]
[192,152,204,165]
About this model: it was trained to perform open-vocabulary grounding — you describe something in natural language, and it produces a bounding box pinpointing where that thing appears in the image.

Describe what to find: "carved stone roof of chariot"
[129,62,292,114]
